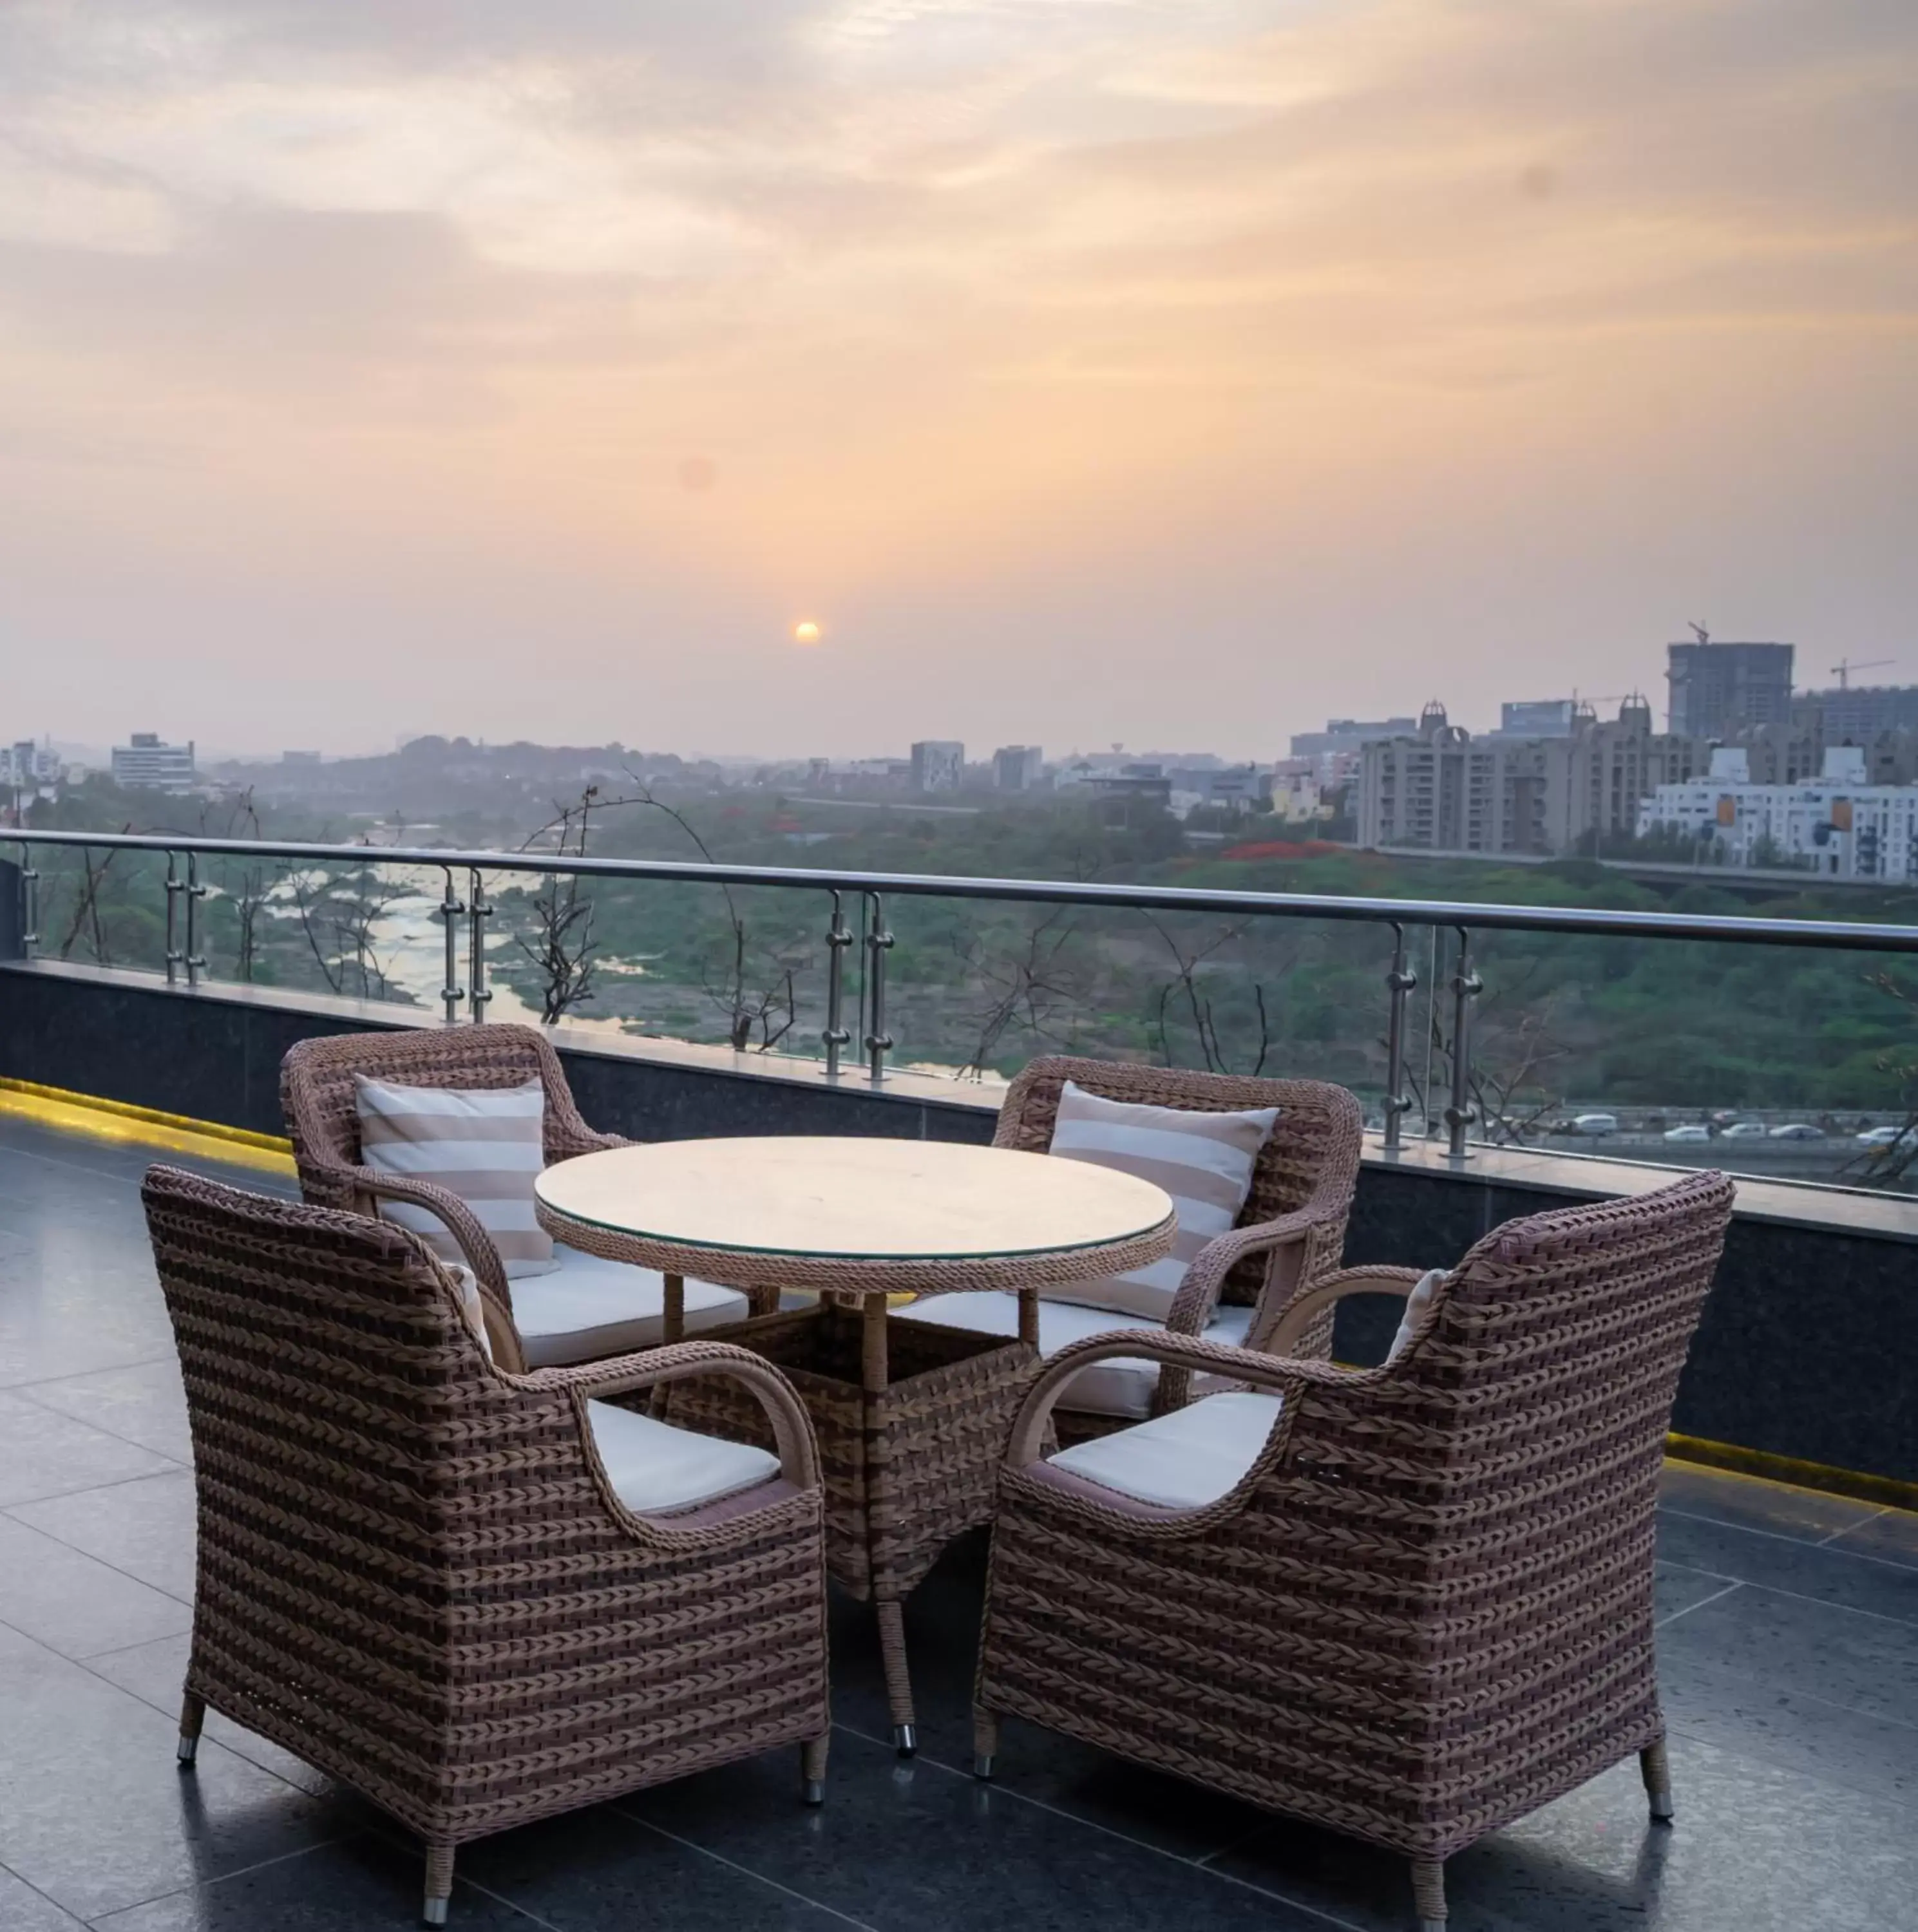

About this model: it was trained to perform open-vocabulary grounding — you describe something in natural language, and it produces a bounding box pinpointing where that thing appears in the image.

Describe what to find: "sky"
[1,0,1914,761]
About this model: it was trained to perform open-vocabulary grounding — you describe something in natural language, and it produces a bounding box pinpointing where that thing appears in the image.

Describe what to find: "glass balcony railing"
[10,828,1917,1194]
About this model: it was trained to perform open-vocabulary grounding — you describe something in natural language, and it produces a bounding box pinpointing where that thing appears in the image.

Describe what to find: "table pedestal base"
[654,1303,1038,1749]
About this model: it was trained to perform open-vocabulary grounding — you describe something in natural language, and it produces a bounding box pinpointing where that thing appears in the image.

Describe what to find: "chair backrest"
[1322,1169,1735,1558]
[141,1165,487,1596]
[281,1023,597,1206]
[994,1056,1363,1304]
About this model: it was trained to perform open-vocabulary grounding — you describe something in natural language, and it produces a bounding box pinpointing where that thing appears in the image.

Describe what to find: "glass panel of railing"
[1459,927,1917,1196]
[27,843,171,979]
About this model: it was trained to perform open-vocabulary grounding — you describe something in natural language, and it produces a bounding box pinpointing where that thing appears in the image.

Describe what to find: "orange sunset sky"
[1,0,1913,757]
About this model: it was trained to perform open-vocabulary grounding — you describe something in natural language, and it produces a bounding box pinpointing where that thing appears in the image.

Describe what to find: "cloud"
[0,0,1913,754]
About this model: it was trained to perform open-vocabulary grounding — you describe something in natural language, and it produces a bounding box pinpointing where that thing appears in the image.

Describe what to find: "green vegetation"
[17,777,1917,1118]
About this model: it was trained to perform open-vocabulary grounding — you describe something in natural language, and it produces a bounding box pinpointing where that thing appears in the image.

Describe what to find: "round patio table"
[535,1136,1174,1752]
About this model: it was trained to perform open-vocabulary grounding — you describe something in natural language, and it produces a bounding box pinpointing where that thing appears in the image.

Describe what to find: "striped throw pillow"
[355,1075,558,1280]
[1044,1080,1279,1320]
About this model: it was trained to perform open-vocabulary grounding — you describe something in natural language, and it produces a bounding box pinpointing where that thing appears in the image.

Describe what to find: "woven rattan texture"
[282,1024,622,1204]
[660,1306,1038,1600]
[976,1169,1735,1868]
[142,1166,830,1867]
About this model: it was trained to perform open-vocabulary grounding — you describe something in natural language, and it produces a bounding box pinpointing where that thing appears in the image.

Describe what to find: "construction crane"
[1830,658,1894,690]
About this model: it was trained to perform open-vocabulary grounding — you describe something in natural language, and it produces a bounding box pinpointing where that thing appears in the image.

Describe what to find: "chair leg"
[176,1690,205,1766]
[801,1732,829,1805]
[875,1598,916,1756]
[1641,1738,1675,1823]
[423,1843,455,1927]
[1411,1855,1447,1931]
[973,1706,999,1780]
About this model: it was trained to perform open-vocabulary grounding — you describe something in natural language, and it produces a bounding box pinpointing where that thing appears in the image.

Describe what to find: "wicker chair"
[281,1023,772,1376]
[143,1164,831,1927]
[973,1169,1736,1931]
[897,1056,1362,1439]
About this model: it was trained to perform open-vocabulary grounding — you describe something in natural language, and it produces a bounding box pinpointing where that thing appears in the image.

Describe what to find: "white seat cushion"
[585,1399,780,1513]
[514,1246,750,1368]
[1049,1390,1285,1510]
[895,1289,1254,1418]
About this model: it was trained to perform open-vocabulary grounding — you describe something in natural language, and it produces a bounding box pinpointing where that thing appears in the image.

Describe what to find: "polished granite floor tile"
[0,1618,356,1920]
[1,1120,1914,1932]
[1216,1733,1917,1932]
[1658,1461,1888,1544]
[1654,1509,1918,1625]
[13,1356,196,1463]
[0,1387,180,1504]
[0,1514,191,1657]
[1653,1560,1738,1625]
[627,1726,1333,1932]
[88,1835,542,1932]
[1653,1577,1918,1724]
[86,1635,340,1798]
[458,1801,877,1930]
[8,1467,199,1604]
[0,1863,88,1931]
[1825,1506,1918,1571]
[1658,1647,1917,1804]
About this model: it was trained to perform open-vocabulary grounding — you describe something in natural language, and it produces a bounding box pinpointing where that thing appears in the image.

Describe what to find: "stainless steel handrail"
[11,828,1916,952]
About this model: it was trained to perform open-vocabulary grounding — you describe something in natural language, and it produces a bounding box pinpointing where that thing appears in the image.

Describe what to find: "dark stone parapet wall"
[0,951,1909,1490]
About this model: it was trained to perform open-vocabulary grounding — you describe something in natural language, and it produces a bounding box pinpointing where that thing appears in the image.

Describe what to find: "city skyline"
[2,1,1914,757]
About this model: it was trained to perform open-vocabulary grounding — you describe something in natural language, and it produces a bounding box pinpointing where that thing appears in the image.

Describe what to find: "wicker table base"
[659,1300,1038,1749]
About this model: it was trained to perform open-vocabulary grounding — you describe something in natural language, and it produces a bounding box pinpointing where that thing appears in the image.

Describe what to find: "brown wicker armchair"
[898,1056,1362,1438]
[143,1164,830,1927]
[973,1169,1736,1931]
[281,1023,771,1374]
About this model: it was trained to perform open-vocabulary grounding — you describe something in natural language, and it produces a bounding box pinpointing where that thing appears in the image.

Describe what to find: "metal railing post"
[1443,925,1481,1160]
[184,851,207,987]
[467,868,491,1021]
[439,867,466,1024]
[15,844,38,954]
[823,890,852,1077]
[164,851,184,984]
[1381,920,1417,1152]
[862,891,893,1081]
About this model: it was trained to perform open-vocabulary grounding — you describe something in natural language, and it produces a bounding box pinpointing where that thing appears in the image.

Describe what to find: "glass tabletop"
[533,1135,1174,1264]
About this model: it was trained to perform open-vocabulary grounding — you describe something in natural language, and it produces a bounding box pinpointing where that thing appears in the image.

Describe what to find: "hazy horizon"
[3,0,1914,761]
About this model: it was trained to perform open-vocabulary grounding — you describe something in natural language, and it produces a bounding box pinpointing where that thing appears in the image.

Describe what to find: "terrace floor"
[0,1115,1912,1932]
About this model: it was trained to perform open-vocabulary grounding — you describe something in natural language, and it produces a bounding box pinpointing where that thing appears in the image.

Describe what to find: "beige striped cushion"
[1043,1080,1278,1320]
[355,1075,558,1280]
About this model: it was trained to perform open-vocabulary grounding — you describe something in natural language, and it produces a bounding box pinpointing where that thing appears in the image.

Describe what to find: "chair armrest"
[518,1340,821,1491]
[1152,1197,1352,1412]
[342,1168,513,1307]
[1163,1201,1348,1335]
[1262,1264,1426,1357]
[1004,1330,1377,1470]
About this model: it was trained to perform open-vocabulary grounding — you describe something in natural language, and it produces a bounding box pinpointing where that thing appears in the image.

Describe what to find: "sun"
[792,619,822,645]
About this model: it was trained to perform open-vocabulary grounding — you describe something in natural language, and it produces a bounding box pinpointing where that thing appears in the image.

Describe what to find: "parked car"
[1767,1122,1825,1141]
[1663,1124,1713,1144]
[1856,1124,1908,1147]
[1720,1121,1769,1140]
[1567,1112,1619,1137]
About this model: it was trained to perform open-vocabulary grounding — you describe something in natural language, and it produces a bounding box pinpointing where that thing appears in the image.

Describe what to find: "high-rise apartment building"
[1797,683,1918,741]
[991,745,1045,792]
[111,733,196,790]
[1640,745,1918,882]
[1356,699,1704,855]
[909,739,964,794]
[1665,639,1795,736]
